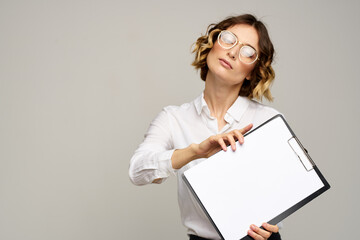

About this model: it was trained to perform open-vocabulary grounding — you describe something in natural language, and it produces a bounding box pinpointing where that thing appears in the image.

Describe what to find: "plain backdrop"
[1,0,359,239]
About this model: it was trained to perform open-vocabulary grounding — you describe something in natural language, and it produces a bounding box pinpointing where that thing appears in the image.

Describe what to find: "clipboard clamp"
[288,137,315,171]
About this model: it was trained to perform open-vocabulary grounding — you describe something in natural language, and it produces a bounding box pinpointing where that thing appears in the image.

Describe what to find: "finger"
[262,223,279,233]
[225,134,237,151]
[247,229,264,240]
[217,137,228,151]
[233,129,244,144]
[240,123,253,135]
[250,224,271,239]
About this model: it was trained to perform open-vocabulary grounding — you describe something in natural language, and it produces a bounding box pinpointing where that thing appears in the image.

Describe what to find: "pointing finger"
[240,123,253,135]
[233,129,244,144]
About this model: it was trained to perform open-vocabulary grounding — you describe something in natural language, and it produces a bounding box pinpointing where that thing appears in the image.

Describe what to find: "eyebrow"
[232,31,258,51]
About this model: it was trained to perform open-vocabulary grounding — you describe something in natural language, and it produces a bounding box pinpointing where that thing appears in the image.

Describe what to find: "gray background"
[1,0,359,239]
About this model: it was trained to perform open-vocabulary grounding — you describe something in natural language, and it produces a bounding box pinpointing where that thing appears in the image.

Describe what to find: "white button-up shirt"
[129,93,280,239]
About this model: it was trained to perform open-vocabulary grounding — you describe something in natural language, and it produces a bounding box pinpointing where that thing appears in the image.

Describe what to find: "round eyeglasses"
[217,30,258,64]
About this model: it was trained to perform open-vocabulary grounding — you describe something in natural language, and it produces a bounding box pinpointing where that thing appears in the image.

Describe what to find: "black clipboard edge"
[182,173,225,240]
[238,169,331,240]
[243,114,295,139]
[243,114,290,137]
[265,166,331,229]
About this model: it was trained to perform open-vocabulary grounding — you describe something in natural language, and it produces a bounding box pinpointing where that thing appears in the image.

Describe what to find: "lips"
[219,58,232,69]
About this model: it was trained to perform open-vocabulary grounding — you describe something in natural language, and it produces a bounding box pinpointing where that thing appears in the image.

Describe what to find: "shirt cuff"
[154,149,177,179]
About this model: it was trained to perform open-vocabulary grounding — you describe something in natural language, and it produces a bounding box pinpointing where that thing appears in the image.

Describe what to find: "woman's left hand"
[247,223,279,240]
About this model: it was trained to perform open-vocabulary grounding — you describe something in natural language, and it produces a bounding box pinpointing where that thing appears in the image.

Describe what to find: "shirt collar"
[194,92,251,122]
[227,95,251,122]
[194,92,208,116]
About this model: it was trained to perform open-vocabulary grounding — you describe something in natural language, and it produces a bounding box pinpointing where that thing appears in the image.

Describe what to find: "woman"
[129,14,282,240]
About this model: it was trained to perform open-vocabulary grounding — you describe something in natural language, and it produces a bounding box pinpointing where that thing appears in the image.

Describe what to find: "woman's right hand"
[171,123,253,170]
[194,123,253,158]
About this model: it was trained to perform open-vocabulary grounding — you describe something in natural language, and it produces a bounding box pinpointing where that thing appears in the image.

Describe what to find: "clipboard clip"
[288,137,315,171]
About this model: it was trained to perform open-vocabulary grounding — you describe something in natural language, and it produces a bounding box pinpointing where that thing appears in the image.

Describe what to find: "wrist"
[189,143,201,160]
[172,144,200,170]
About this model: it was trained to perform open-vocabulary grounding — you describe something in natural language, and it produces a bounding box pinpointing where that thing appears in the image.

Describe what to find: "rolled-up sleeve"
[129,109,176,185]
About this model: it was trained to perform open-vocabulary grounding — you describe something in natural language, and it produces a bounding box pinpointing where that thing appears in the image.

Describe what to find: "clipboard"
[182,114,330,240]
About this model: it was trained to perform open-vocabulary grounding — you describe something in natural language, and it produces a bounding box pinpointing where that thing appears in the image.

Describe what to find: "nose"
[227,50,236,60]
[227,45,239,61]
[226,41,244,61]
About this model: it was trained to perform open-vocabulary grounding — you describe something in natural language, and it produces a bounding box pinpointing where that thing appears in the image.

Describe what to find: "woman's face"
[206,24,259,87]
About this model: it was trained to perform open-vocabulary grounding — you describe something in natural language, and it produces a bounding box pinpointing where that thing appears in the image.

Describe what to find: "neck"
[203,73,243,130]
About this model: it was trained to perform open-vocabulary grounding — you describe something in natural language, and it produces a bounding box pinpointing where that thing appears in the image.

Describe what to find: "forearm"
[171,144,200,169]
[171,124,254,170]
[152,144,200,184]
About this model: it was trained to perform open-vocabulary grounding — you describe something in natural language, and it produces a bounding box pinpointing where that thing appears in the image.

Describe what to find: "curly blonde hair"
[192,14,275,101]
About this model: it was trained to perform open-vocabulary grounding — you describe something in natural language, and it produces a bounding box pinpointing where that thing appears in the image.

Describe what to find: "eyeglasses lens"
[219,32,236,49]
[239,46,257,64]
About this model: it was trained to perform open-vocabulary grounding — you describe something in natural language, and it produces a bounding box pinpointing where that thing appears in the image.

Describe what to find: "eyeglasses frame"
[217,30,259,65]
